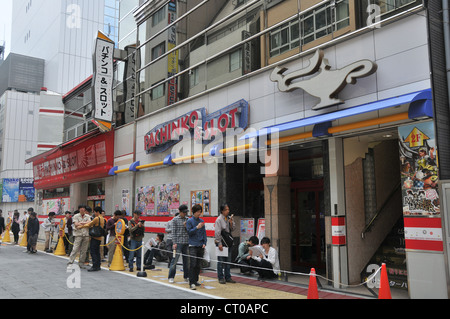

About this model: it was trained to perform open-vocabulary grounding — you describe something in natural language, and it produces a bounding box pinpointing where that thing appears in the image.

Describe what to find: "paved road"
[0,243,216,300]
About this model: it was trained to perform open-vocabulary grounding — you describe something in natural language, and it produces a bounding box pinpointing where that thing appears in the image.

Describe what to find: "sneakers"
[190,284,196,290]
[219,278,236,284]
[168,278,174,283]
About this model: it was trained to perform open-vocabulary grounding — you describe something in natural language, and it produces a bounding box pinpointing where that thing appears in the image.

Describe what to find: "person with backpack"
[128,210,145,272]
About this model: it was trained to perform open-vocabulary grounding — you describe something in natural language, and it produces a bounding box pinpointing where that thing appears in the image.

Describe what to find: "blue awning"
[241,88,433,140]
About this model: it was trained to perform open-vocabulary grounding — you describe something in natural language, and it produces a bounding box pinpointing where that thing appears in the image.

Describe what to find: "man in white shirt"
[67,205,91,268]
[250,237,280,280]
[42,212,56,252]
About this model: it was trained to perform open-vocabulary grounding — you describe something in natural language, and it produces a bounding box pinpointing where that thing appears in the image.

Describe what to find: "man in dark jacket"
[0,210,5,238]
[186,204,207,290]
[27,212,40,254]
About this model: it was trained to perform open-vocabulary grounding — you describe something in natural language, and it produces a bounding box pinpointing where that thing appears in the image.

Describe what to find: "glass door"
[291,180,325,270]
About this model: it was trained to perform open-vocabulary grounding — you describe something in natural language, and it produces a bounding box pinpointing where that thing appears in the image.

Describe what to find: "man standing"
[186,204,207,290]
[78,206,106,272]
[63,211,73,255]
[42,212,56,253]
[0,210,5,239]
[214,203,236,284]
[67,205,91,268]
[128,210,145,272]
[168,205,190,283]
[27,212,40,254]
[106,210,121,267]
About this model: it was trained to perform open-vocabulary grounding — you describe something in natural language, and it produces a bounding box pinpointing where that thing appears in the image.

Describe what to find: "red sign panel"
[31,131,114,189]
[332,217,346,245]
[404,217,443,252]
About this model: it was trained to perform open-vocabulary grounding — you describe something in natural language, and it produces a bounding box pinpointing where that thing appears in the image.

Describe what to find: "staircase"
[361,216,407,290]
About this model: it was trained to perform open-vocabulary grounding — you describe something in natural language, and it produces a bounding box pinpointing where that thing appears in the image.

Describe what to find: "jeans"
[128,239,142,269]
[217,247,232,280]
[90,238,101,269]
[189,246,204,285]
[168,243,189,280]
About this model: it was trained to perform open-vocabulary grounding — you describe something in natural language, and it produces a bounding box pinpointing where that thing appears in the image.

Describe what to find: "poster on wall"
[398,122,440,216]
[2,178,35,203]
[240,218,255,243]
[190,190,211,216]
[156,183,180,216]
[135,186,156,216]
[256,218,265,242]
[121,189,130,216]
[42,197,70,215]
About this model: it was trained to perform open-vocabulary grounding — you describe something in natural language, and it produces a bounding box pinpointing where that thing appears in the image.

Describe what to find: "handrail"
[361,182,401,239]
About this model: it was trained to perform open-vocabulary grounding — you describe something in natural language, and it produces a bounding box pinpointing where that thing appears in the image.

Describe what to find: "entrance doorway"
[291,179,325,271]
[288,140,327,272]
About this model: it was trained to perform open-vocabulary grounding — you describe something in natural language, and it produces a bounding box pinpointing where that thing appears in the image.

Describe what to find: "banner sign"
[92,31,115,131]
[31,131,114,189]
[167,0,178,106]
[398,121,443,252]
[144,100,249,154]
[2,178,35,203]
[123,45,139,124]
[399,122,439,217]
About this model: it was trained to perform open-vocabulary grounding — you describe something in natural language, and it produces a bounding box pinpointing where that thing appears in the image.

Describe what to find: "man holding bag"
[214,203,236,284]
[78,206,105,272]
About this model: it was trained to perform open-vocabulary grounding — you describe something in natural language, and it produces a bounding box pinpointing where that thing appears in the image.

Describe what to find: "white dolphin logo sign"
[270,50,378,110]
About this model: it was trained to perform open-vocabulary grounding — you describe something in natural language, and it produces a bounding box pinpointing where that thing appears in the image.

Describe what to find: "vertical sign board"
[398,121,443,252]
[123,45,139,124]
[398,121,449,298]
[167,0,178,106]
[92,31,115,132]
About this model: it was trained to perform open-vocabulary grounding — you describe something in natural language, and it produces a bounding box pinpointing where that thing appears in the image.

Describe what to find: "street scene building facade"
[6,0,450,299]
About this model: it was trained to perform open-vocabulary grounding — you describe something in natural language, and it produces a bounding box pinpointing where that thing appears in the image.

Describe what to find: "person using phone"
[214,203,236,284]
[186,204,207,290]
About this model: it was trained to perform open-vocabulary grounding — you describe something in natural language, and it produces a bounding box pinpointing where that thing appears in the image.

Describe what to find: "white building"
[10,0,119,95]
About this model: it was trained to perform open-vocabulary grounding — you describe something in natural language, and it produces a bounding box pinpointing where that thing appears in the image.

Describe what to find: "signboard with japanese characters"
[92,31,115,131]
[123,44,139,124]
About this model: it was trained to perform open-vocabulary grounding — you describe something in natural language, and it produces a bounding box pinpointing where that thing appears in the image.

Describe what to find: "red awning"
[28,129,115,190]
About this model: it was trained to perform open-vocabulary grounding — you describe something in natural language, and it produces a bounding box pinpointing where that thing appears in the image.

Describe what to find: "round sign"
[115,219,125,236]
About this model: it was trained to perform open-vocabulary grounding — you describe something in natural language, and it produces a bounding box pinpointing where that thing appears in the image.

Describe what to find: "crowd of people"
[0,203,281,288]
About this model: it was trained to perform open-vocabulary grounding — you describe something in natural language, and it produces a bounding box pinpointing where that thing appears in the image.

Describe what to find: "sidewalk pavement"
[21,239,388,300]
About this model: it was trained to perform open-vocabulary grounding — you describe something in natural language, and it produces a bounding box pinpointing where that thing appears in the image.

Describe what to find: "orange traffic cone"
[378,263,392,299]
[307,268,319,299]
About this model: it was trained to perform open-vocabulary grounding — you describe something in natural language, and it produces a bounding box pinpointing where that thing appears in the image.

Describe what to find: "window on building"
[269,0,350,58]
[151,42,166,61]
[151,82,165,100]
[190,67,199,87]
[379,0,417,14]
[301,0,349,46]
[229,49,242,72]
[269,20,300,58]
[152,6,166,26]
